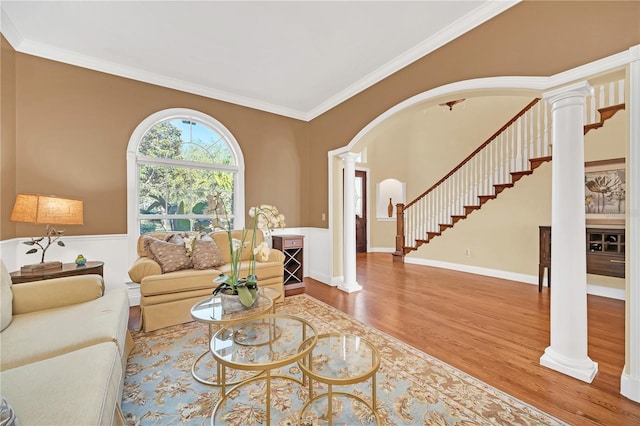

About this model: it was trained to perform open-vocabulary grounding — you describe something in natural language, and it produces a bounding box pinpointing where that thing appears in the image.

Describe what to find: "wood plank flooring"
[129,252,639,425]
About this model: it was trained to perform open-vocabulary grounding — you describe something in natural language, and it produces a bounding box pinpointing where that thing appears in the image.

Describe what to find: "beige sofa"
[0,260,133,425]
[128,230,285,332]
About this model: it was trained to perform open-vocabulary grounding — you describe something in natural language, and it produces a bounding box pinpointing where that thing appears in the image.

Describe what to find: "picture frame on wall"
[584,158,625,226]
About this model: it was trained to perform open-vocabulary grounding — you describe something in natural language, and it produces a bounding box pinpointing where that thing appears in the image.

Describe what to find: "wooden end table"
[10,261,104,284]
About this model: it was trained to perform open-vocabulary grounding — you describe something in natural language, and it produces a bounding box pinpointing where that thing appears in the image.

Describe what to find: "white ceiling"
[1,1,518,120]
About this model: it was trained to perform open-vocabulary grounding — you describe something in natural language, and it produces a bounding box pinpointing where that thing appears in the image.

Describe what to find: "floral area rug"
[122,294,565,425]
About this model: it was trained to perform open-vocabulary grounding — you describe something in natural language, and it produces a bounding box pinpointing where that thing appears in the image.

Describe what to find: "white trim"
[125,108,245,268]
[305,0,520,120]
[405,256,625,300]
[369,247,395,253]
[622,44,640,403]
[1,3,518,121]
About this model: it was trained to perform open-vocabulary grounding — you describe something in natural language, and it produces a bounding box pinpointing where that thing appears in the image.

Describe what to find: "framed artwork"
[584,158,625,225]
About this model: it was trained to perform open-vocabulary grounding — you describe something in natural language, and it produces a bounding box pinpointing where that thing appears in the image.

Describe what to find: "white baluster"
[619,79,625,104]
[543,101,550,157]
[599,85,605,110]
[536,103,542,158]
[609,82,615,106]
[528,108,534,164]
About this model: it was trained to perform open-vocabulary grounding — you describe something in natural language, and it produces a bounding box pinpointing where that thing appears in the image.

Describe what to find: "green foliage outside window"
[137,119,237,234]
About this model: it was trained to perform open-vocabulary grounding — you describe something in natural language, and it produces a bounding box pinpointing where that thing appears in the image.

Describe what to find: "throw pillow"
[0,395,18,426]
[144,237,193,273]
[0,261,13,331]
[191,239,225,270]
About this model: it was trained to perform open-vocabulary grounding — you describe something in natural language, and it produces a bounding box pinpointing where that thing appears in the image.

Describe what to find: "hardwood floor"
[129,253,639,425]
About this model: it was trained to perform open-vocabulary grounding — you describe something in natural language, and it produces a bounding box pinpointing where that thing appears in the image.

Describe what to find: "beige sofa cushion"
[210,229,263,263]
[140,268,221,296]
[1,261,13,331]
[1,288,129,371]
[0,342,122,426]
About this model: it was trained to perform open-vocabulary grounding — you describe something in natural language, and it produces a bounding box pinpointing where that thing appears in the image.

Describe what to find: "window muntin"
[136,117,238,234]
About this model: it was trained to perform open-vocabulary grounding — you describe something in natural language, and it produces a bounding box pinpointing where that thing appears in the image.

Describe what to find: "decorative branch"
[23,225,66,263]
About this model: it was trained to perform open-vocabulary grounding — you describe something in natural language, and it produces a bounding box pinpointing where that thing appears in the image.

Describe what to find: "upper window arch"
[127,109,245,245]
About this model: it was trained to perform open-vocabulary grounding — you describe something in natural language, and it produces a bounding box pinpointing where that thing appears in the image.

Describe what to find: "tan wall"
[308,1,640,227]
[406,108,626,291]
[360,96,533,249]
[1,35,17,241]
[7,53,307,238]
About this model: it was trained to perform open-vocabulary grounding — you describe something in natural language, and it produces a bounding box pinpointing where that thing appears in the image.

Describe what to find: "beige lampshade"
[10,194,83,225]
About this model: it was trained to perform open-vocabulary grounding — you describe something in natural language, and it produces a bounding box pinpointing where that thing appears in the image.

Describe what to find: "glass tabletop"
[190,294,272,324]
[298,333,380,385]
[210,314,318,371]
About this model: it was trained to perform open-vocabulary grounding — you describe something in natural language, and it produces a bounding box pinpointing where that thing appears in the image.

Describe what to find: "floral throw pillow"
[143,237,193,273]
[191,239,225,270]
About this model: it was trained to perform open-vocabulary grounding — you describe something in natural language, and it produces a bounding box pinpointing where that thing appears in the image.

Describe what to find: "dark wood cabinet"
[538,227,625,289]
[538,226,551,292]
[272,235,304,296]
[10,261,104,284]
[586,228,625,278]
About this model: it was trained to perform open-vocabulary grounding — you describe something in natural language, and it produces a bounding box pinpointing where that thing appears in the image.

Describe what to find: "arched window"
[127,109,244,260]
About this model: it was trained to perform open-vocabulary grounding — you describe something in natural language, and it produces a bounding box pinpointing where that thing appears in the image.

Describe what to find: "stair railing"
[395,78,626,256]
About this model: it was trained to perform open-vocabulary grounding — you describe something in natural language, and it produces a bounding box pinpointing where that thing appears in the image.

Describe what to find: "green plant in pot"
[207,192,285,310]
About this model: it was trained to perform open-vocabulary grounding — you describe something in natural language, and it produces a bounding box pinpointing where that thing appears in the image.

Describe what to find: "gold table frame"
[189,293,273,386]
[210,314,318,425]
[297,333,381,425]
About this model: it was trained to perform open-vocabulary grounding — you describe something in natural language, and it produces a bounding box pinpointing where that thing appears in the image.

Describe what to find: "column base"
[621,365,640,403]
[540,346,598,383]
[338,281,362,293]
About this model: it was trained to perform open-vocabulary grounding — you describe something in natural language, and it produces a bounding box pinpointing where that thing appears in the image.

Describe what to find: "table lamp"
[10,194,84,272]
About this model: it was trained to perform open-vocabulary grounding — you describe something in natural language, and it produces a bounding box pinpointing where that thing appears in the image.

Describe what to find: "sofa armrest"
[267,248,285,263]
[12,274,104,315]
[128,257,162,283]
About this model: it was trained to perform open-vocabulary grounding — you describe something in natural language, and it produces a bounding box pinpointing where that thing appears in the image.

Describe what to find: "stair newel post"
[394,203,405,261]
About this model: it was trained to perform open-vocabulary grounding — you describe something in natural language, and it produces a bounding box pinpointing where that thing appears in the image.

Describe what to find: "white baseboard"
[368,246,395,253]
[621,367,640,403]
[126,282,141,306]
[405,257,625,300]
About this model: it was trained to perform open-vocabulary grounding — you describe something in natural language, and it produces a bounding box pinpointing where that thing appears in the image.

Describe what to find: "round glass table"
[297,333,380,425]
[189,293,273,385]
[210,314,318,425]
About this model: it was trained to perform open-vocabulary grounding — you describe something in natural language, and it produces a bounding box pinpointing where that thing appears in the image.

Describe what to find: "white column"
[540,81,598,383]
[339,153,362,293]
[621,44,640,403]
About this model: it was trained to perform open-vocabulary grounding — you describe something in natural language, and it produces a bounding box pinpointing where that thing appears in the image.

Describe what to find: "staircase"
[394,80,626,259]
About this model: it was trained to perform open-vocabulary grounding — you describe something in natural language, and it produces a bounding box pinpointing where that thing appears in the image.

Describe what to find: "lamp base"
[20,261,63,273]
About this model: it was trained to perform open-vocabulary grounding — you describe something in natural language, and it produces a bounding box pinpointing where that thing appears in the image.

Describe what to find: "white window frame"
[126,108,245,266]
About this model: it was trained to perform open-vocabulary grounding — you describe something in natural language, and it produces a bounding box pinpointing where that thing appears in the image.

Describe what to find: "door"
[355,170,367,252]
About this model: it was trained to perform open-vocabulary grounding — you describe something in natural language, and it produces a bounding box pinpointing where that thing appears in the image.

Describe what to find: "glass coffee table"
[297,333,380,425]
[190,294,273,386]
[210,314,318,425]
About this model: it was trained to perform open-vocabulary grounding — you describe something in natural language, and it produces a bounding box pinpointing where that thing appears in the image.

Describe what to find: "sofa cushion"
[140,269,221,296]
[0,288,129,371]
[0,261,13,331]
[210,229,263,263]
[144,237,193,273]
[192,239,225,270]
[0,342,122,426]
[217,259,283,281]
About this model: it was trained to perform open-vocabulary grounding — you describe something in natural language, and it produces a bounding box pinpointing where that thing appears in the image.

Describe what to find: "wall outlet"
[465,248,471,257]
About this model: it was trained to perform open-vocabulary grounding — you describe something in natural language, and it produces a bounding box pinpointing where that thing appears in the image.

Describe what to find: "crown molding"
[2,1,519,122]
[304,0,521,120]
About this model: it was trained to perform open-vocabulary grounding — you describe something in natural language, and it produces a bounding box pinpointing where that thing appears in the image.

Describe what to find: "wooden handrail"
[404,98,541,210]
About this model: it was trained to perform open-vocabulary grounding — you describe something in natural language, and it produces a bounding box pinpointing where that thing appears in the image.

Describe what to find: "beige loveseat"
[0,260,133,425]
[128,230,285,332]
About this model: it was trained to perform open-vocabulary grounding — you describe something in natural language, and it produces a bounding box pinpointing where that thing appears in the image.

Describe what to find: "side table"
[272,234,304,296]
[297,333,380,425]
[10,261,104,284]
[189,294,273,386]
